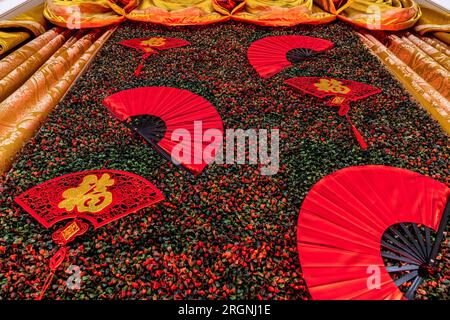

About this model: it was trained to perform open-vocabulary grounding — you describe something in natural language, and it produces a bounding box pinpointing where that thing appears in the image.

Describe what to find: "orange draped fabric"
[230,0,336,26]
[126,0,229,25]
[337,0,422,31]
[44,0,126,28]
[43,0,423,30]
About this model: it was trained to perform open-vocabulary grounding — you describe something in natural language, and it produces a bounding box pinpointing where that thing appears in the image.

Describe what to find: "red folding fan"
[247,35,334,78]
[297,165,450,300]
[118,37,190,75]
[102,87,224,175]
[15,169,164,299]
[285,77,381,150]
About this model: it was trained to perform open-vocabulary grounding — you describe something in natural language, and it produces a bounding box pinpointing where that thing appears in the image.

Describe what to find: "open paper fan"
[118,37,190,75]
[286,77,381,150]
[15,169,164,299]
[102,87,224,175]
[247,35,334,78]
[297,165,450,300]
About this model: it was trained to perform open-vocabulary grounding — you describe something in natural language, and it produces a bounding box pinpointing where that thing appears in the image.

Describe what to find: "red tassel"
[345,115,368,150]
[36,247,67,300]
[36,272,55,301]
[134,62,144,76]
[134,52,155,77]
[351,124,368,150]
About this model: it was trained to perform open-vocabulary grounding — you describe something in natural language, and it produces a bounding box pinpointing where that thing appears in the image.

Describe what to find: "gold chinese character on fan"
[141,37,166,47]
[315,79,350,94]
[58,174,115,213]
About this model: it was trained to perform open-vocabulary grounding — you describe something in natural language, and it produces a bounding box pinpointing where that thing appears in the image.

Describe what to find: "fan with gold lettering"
[14,170,164,299]
[285,77,381,150]
[118,36,190,75]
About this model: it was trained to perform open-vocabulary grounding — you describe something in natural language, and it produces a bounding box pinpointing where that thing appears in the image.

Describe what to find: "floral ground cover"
[0,20,448,299]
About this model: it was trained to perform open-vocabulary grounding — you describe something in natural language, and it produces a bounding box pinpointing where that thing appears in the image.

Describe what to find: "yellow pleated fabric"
[0,4,50,55]
[126,0,228,25]
[41,0,429,30]
[0,28,74,103]
[359,32,450,134]
[231,0,336,26]
[433,33,450,46]
[44,0,126,28]
[0,28,115,175]
[313,0,353,14]
[0,31,30,56]
[414,5,450,34]
[386,34,449,100]
[339,0,422,31]
[417,35,450,57]
[405,32,450,71]
[414,4,450,45]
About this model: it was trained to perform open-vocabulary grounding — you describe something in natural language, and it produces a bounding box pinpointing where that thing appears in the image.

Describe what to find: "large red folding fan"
[15,169,164,299]
[247,35,334,78]
[297,166,450,300]
[102,87,224,175]
[286,77,381,150]
[118,37,190,75]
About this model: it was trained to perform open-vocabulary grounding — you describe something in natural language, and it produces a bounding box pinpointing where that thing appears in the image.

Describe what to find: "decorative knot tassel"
[350,123,368,150]
[346,115,368,150]
[36,247,67,300]
[134,52,155,76]
[134,62,144,76]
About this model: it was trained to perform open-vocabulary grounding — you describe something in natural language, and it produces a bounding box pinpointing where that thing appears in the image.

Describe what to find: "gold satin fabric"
[0,28,115,176]
[44,0,126,28]
[313,0,353,14]
[434,33,450,46]
[419,35,450,56]
[405,32,450,70]
[386,33,449,100]
[126,0,229,25]
[0,31,30,55]
[414,4,450,45]
[0,28,74,103]
[231,0,336,26]
[0,4,50,55]
[339,0,422,31]
[359,31,450,134]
